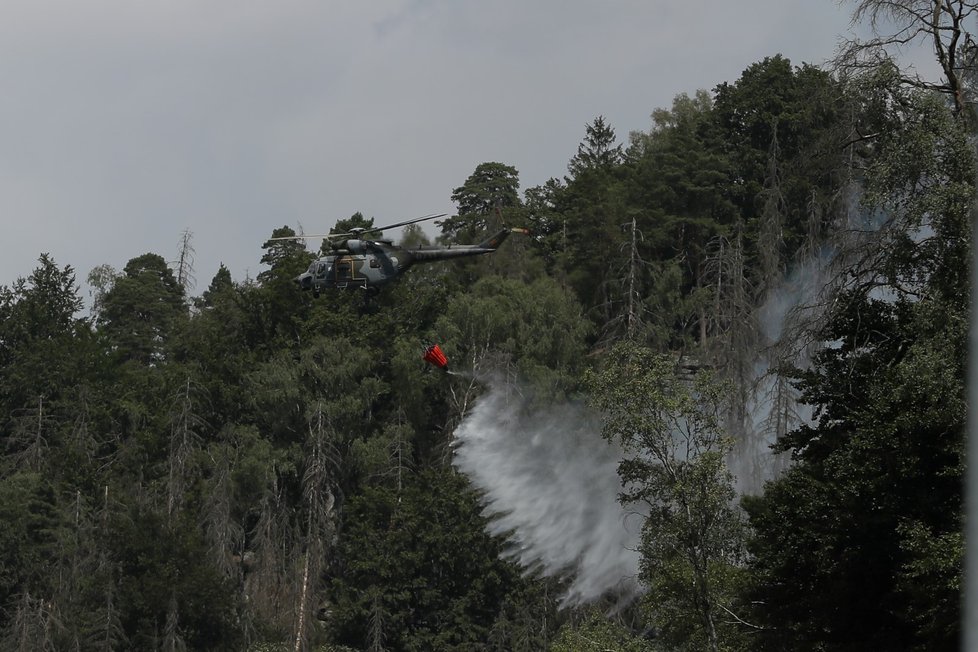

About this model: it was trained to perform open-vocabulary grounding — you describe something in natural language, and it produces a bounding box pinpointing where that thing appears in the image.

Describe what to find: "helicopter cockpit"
[311,261,330,279]
[295,260,332,292]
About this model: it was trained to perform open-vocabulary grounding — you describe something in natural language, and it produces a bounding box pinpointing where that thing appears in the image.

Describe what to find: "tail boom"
[406,228,516,262]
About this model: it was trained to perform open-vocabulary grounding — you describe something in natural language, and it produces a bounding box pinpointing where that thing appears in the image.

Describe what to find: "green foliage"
[585,342,748,651]
[743,293,967,650]
[626,90,735,273]
[349,419,414,490]
[853,66,976,306]
[451,161,521,215]
[896,522,963,645]
[248,644,357,652]
[712,56,844,244]
[110,508,242,650]
[549,609,654,652]
[436,275,591,399]
[551,119,629,325]
[0,254,83,346]
[440,162,521,244]
[742,72,973,651]
[568,115,624,177]
[0,473,59,612]
[329,469,517,651]
[332,211,375,235]
[253,227,316,351]
[0,256,89,414]
[200,263,234,308]
[97,253,186,364]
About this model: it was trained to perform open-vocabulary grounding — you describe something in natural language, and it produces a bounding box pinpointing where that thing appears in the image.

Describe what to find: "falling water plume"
[452,379,644,606]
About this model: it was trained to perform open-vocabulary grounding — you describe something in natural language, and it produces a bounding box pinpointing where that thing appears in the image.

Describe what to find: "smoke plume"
[451,379,644,606]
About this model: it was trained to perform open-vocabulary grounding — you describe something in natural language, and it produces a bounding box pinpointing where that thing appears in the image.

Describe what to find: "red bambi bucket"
[422,344,449,371]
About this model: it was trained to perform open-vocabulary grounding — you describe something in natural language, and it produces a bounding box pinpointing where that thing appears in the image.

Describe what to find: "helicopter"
[272,213,527,297]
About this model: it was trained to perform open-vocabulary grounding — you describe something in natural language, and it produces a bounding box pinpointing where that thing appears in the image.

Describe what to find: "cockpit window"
[307,262,328,278]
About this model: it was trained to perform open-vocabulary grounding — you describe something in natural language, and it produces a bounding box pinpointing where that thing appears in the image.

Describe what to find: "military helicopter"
[273,213,526,297]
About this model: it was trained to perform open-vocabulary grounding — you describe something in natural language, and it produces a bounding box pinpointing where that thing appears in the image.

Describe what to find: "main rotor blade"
[370,212,446,233]
[329,213,447,239]
[267,234,336,241]
[267,213,446,242]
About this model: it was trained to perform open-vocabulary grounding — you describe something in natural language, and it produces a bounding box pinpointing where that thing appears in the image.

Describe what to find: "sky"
[0,0,917,298]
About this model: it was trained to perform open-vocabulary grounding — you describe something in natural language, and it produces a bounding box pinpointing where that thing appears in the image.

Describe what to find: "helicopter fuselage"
[295,228,516,295]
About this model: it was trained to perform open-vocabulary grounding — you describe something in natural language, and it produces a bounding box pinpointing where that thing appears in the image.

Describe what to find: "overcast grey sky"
[1,1,888,295]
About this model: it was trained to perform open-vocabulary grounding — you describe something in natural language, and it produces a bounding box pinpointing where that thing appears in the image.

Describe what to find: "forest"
[1,3,975,651]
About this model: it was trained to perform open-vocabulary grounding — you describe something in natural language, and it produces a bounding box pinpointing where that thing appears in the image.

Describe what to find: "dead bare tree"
[166,377,205,519]
[757,122,787,298]
[837,0,978,115]
[376,409,414,494]
[366,587,389,652]
[700,224,757,364]
[598,215,650,345]
[202,441,245,580]
[293,403,338,652]
[0,592,61,652]
[91,484,128,651]
[11,401,48,471]
[162,590,186,652]
[173,229,196,294]
[246,472,295,642]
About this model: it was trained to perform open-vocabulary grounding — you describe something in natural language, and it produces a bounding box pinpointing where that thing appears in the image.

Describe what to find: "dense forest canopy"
[1,3,976,650]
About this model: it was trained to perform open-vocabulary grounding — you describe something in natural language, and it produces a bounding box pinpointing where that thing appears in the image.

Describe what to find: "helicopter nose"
[295,273,313,290]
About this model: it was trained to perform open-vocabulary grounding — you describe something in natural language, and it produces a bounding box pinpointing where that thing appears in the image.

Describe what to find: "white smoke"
[731,251,834,494]
[451,379,644,606]
[735,204,893,493]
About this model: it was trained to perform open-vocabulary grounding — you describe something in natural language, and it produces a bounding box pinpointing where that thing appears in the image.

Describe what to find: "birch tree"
[838,0,977,116]
[585,343,749,652]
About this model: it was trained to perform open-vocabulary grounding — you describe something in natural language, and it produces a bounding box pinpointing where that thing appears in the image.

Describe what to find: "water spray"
[451,378,644,606]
